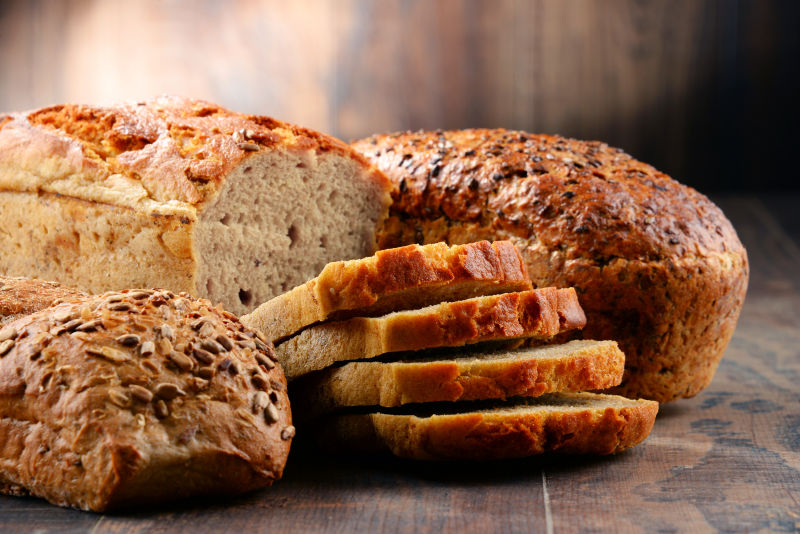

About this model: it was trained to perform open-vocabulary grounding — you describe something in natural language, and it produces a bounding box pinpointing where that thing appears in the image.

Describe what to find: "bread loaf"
[0,277,292,511]
[274,287,586,379]
[0,97,392,316]
[316,392,658,460]
[352,130,749,403]
[291,339,625,420]
[242,240,532,343]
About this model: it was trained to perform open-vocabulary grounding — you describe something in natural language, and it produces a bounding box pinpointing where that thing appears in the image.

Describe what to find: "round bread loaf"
[0,285,292,511]
[352,129,749,403]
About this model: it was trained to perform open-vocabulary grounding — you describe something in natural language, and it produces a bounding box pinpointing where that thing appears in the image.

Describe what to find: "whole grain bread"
[0,279,292,512]
[0,97,392,316]
[316,392,658,460]
[352,129,749,403]
[275,287,586,380]
[291,339,624,420]
[242,240,532,343]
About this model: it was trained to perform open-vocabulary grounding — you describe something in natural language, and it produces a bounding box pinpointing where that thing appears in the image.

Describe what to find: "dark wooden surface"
[1,0,798,193]
[0,193,797,532]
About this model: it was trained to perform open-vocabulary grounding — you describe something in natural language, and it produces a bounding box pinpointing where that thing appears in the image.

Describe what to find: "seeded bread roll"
[316,392,658,460]
[0,96,392,316]
[275,287,586,380]
[0,280,292,512]
[242,240,532,343]
[353,129,749,403]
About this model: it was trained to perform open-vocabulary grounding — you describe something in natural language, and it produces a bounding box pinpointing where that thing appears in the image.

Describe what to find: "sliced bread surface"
[316,392,658,460]
[292,340,624,418]
[242,240,532,343]
[275,287,586,380]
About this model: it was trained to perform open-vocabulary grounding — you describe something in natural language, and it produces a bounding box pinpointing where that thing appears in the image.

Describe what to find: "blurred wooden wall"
[0,0,797,192]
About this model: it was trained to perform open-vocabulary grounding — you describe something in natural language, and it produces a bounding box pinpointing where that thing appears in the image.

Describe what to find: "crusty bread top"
[242,240,532,342]
[352,129,745,262]
[0,276,86,325]
[0,96,389,218]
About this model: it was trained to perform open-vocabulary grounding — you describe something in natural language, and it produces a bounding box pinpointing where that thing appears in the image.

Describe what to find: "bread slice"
[291,340,624,419]
[242,240,532,343]
[315,392,658,460]
[0,97,392,316]
[275,287,586,379]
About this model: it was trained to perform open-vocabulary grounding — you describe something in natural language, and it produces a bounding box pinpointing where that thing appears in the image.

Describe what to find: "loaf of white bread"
[0,276,292,512]
[244,241,658,460]
[0,97,392,316]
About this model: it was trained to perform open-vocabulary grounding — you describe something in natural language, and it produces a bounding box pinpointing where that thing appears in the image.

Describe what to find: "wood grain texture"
[0,0,797,192]
[0,194,797,532]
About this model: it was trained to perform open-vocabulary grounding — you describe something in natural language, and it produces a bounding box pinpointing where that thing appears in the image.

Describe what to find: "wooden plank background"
[0,0,798,193]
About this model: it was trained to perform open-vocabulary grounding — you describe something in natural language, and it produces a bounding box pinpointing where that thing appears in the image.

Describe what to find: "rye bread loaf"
[352,130,749,403]
[0,97,392,316]
[291,339,625,420]
[316,392,658,460]
[242,240,532,343]
[275,288,586,380]
[0,277,292,511]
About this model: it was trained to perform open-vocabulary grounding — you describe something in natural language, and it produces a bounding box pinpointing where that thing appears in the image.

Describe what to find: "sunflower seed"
[0,326,17,342]
[238,141,260,151]
[53,308,75,322]
[253,391,270,413]
[154,400,169,419]
[200,339,223,354]
[154,382,185,400]
[190,318,208,330]
[0,339,14,356]
[197,366,215,379]
[140,341,155,357]
[168,351,194,372]
[215,334,233,351]
[255,353,275,370]
[280,425,295,440]
[108,389,131,408]
[62,319,83,332]
[129,290,153,300]
[158,324,175,342]
[264,403,280,424]
[76,319,103,332]
[251,374,268,390]
[116,334,140,347]
[192,347,215,364]
[157,338,173,355]
[129,384,154,403]
[86,346,130,363]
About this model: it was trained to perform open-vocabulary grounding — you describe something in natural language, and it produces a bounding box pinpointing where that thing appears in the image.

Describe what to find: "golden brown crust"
[0,96,384,214]
[0,286,292,511]
[291,340,624,420]
[242,240,532,343]
[316,392,658,460]
[275,288,585,380]
[352,129,749,402]
[0,276,86,324]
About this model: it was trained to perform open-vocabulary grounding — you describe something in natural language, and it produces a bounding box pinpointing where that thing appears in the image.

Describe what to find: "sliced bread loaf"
[315,392,658,460]
[242,240,532,343]
[275,287,586,379]
[0,97,392,316]
[292,340,624,419]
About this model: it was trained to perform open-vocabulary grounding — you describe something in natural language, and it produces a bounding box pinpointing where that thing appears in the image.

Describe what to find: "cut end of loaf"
[195,149,390,315]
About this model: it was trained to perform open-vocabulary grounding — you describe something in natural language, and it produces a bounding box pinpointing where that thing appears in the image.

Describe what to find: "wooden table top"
[1,194,798,533]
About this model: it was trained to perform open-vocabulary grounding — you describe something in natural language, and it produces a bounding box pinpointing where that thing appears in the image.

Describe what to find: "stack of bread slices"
[242,240,658,460]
